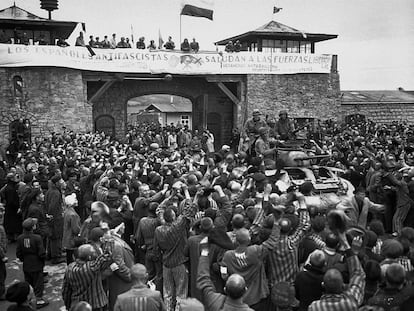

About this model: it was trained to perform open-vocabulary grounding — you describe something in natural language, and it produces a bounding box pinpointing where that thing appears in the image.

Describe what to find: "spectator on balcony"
[37,34,48,45]
[20,32,30,45]
[88,36,97,48]
[148,40,156,51]
[75,32,85,47]
[164,36,175,50]
[0,30,11,44]
[110,33,117,49]
[101,36,110,49]
[234,40,242,52]
[57,37,70,47]
[136,37,146,49]
[225,41,234,52]
[95,37,102,48]
[190,38,199,53]
[116,37,129,48]
[181,38,191,52]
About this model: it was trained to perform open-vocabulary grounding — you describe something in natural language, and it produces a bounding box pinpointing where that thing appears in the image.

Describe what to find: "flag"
[81,22,86,32]
[273,6,282,14]
[86,45,96,57]
[158,29,164,49]
[130,24,134,45]
[181,0,214,20]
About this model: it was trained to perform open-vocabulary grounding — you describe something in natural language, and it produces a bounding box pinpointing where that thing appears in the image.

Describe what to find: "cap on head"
[252,109,260,116]
[279,110,288,116]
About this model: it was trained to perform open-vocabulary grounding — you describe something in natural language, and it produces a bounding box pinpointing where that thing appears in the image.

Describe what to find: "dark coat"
[2,181,22,235]
[294,265,325,311]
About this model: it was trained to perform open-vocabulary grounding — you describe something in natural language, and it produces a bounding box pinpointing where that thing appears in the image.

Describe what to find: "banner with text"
[0,44,333,75]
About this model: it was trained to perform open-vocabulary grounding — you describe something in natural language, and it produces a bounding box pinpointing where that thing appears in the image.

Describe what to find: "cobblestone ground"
[0,243,66,311]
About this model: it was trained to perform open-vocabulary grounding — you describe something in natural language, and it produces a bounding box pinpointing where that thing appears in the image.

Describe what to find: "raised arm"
[288,193,311,246]
[197,237,225,310]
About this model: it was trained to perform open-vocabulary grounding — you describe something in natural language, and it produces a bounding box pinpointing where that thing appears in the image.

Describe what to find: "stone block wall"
[0,67,92,143]
[245,73,341,122]
[341,103,414,124]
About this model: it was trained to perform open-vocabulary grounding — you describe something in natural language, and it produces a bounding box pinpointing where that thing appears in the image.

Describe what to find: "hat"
[65,193,78,207]
[221,145,231,151]
[279,110,288,115]
[22,218,36,230]
[51,175,61,184]
[6,281,30,303]
[252,109,260,116]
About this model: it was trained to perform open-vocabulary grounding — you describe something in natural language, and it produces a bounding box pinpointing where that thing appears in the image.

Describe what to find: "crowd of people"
[0,109,414,311]
[75,32,200,53]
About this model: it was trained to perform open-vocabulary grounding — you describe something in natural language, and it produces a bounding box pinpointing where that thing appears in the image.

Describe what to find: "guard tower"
[0,4,77,45]
[216,20,337,53]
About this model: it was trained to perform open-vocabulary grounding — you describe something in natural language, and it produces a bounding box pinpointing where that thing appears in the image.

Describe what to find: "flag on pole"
[273,6,282,14]
[130,24,135,45]
[158,29,164,49]
[181,0,214,20]
[81,22,86,32]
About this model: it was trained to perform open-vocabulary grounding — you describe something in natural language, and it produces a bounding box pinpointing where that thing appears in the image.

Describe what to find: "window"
[181,115,189,125]
[262,39,287,53]
[13,75,23,98]
[299,41,311,53]
[287,41,300,53]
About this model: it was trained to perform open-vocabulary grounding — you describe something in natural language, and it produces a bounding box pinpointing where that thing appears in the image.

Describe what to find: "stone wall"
[0,67,92,143]
[341,103,414,124]
[245,73,341,122]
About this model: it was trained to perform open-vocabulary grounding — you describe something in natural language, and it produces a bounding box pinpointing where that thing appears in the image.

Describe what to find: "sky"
[2,0,414,90]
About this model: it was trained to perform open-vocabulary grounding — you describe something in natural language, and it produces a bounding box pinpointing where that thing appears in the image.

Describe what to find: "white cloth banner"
[0,44,333,75]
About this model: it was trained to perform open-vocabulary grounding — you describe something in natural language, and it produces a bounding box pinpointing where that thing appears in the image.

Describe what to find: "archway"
[95,115,115,136]
[127,94,193,129]
[87,75,238,146]
[9,119,31,146]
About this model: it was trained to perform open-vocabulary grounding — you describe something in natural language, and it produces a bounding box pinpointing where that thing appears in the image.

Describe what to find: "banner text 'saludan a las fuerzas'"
[0,44,332,75]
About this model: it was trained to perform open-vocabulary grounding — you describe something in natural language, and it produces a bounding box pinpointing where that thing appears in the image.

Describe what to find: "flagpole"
[179,14,182,47]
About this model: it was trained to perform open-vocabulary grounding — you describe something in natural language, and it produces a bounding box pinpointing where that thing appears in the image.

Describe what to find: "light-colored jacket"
[62,207,80,249]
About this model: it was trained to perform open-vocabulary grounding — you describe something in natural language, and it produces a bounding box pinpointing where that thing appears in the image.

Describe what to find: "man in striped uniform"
[308,233,366,311]
[114,263,165,311]
[153,186,196,311]
[62,243,115,311]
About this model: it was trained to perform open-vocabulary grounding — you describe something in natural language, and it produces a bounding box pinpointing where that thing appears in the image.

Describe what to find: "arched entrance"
[87,74,241,147]
[95,115,115,136]
[9,119,31,146]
